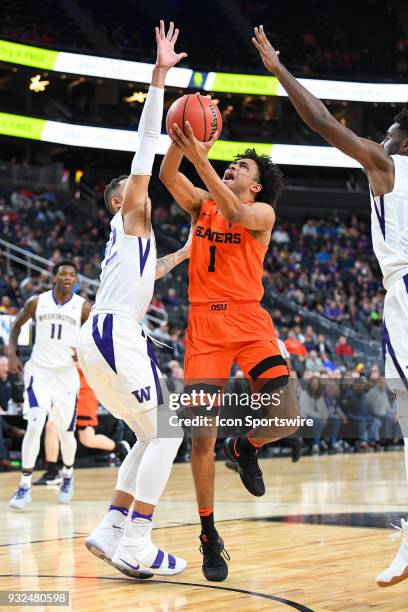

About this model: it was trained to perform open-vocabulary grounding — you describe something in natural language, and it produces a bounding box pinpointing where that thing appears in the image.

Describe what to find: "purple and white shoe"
[9,486,32,510]
[111,519,187,578]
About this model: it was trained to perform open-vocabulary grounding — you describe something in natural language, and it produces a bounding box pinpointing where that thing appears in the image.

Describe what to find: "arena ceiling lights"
[1,39,407,103]
[0,111,360,168]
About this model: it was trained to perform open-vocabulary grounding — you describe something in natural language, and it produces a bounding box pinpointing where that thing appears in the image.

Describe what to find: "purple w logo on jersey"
[132,386,151,403]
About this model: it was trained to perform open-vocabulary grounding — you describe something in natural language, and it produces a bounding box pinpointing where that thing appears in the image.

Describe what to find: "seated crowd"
[0,186,397,467]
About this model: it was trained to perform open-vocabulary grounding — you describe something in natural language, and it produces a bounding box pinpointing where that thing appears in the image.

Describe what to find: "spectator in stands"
[0,356,11,411]
[316,333,332,357]
[335,336,354,358]
[305,350,324,373]
[0,356,24,471]
[302,219,318,238]
[364,376,400,443]
[303,326,316,352]
[299,376,328,454]
[162,287,180,307]
[323,379,348,450]
[343,378,382,449]
[321,353,337,372]
[0,296,17,315]
[325,300,344,322]
[151,321,172,344]
[284,331,307,357]
[271,225,290,244]
[369,364,381,384]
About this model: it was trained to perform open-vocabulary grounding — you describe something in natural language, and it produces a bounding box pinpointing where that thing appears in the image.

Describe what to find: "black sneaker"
[291,437,303,463]
[199,533,229,582]
[224,437,265,497]
[33,471,62,486]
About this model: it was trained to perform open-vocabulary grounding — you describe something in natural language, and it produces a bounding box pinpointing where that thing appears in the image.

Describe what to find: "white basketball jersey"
[370,154,408,289]
[30,290,84,370]
[93,212,156,321]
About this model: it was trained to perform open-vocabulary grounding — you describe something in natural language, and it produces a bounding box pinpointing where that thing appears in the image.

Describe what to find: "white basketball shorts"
[78,313,167,437]
[382,274,408,392]
[23,361,79,431]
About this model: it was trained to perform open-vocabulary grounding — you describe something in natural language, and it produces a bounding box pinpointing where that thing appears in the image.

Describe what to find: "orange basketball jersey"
[188,199,267,304]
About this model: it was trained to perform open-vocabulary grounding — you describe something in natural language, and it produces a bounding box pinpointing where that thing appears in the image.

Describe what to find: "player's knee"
[260,377,300,436]
[27,409,47,435]
[191,435,216,457]
[45,419,57,433]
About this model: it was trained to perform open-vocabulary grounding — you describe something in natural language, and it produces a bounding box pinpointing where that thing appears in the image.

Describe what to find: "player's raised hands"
[170,120,219,166]
[155,20,187,70]
[252,25,281,74]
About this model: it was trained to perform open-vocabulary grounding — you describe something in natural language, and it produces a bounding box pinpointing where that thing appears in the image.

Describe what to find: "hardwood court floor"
[1,452,408,611]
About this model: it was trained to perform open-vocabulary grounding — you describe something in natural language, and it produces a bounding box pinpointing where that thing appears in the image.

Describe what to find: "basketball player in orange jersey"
[160,115,300,581]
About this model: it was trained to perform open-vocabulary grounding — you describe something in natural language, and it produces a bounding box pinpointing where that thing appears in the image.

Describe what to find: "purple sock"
[132,510,153,521]
[108,504,128,517]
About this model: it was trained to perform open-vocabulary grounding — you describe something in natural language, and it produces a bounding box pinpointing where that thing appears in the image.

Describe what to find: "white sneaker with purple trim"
[9,486,32,510]
[376,518,408,587]
[111,518,187,578]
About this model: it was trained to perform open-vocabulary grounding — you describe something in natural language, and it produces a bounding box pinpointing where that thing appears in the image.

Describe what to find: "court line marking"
[0,574,313,612]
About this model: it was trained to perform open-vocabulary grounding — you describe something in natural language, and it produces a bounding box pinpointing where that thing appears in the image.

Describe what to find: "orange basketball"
[166,94,222,142]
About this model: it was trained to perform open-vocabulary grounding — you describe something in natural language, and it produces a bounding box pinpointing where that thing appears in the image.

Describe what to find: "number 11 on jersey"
[51,323,62,339]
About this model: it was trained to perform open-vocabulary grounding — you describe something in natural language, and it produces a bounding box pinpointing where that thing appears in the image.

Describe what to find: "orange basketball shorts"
[184,301,289,391]
[76,368,99,429]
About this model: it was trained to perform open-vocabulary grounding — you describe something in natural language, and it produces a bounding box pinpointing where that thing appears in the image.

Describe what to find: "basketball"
[166,94,222,142]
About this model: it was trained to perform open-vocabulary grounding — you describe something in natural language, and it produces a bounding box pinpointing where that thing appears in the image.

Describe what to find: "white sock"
[62,466,74,478]
[128,517,152,538]
[20,473,32,488]
[102,508,127,527]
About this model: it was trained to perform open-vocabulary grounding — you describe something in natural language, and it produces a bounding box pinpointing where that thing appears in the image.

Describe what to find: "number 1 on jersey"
[51,323,62,339]
[208,245,216,272]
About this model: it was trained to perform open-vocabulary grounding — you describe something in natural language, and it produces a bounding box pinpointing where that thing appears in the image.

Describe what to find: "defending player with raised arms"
[251,25,408,587]
[8,261,91,508]
[160,100,300,581]
[78,21,189,579]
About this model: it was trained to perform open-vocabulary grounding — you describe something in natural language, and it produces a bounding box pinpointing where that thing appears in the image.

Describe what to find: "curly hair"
[53,260,78,276]
[103,174,128,213]
[234,148,284,208]
[394,107,408,137]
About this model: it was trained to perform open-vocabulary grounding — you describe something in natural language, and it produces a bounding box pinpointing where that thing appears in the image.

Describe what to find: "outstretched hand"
[155,20,187,70]
[170,119,218,166]
[252,25,281,74]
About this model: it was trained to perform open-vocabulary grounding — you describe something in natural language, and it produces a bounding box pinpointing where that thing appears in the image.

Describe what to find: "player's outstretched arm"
[159,141,209,215]
[122,21,187,237]
[155,222,194,280]
[8,296,38,373]
[81,300,92,324]
[170,122,274,230]
[252,26,391,174]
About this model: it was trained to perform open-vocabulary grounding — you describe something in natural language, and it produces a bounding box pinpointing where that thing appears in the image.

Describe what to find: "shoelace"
[389,522,408,542]
[15,487,28,499]
[200,538,231,563]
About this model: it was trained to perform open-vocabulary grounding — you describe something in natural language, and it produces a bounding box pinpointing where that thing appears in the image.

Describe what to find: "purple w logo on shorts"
[132,386,151,403]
